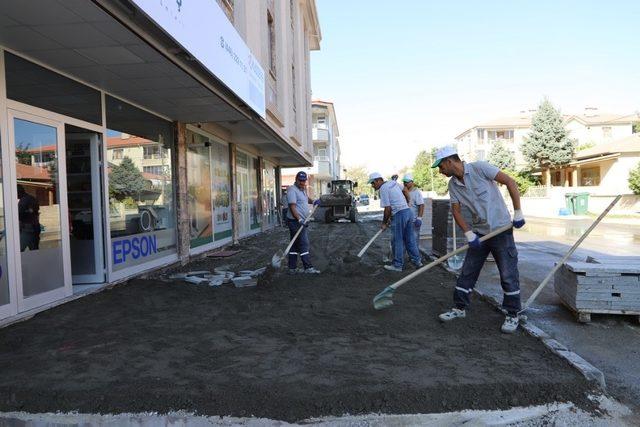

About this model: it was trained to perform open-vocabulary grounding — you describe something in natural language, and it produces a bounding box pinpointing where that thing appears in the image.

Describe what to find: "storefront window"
[212,141,232,241]
[249,157,261,230]
[14,119,64,297]
[105,96,176,271]
[187,130,213,248]
[262,162,278,228]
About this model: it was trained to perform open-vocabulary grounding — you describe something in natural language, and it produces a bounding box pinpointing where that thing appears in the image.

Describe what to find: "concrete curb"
[418,248,607,391]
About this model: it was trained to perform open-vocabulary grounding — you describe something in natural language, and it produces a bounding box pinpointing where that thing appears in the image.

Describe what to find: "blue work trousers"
[287,219,312,270]
[392,208,421,269]
[454,228,521,314]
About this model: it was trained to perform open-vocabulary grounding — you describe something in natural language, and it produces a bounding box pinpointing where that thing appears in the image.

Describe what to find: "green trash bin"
[574,192,589,215]
[564,193,576,215]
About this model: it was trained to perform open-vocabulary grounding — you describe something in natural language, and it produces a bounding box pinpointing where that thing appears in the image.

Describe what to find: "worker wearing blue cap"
[286,171,321,274]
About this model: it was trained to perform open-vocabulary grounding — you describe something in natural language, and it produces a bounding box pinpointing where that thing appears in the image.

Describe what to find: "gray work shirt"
[408,187,424,218]
[286,184,310,220]
[448,161,511,234]
[379,180,409,215]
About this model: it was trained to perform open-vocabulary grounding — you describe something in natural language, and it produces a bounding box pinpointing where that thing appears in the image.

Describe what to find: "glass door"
[8,110,71,312]
[66,127,105,284]
[0,121,14,319]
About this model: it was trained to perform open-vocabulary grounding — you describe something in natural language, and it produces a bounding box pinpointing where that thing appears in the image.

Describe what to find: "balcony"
[312,128,329,141]
[314,156,332,179]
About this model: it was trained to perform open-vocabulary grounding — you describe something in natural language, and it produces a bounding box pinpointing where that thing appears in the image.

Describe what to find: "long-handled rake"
[271,205,319,269]
[373,224,512,310]
[357,228,385,258]
[517,195,621,315]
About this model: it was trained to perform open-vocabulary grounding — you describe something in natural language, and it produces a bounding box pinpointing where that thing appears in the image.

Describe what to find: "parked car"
[359,194,370,206]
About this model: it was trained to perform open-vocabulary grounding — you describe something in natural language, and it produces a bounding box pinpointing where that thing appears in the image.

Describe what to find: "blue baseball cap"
[295,171,308,181]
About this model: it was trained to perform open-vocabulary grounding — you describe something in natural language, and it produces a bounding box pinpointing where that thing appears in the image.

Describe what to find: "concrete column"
[175,122,190,265]
[573,166,580,187]
[564,168,570,187]
[229,143,240,245]
[275,165,282,226]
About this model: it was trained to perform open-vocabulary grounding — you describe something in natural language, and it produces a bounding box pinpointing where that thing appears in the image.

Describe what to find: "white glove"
[464,230,477,242]
[512,209,525,229]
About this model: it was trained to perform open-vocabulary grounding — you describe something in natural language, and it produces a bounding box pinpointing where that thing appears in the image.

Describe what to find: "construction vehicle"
[319,180,358,223]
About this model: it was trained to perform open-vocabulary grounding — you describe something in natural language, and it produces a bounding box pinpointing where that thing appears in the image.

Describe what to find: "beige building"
[282,100,342,198]
[455,109,639,170]
[0,1,322,324]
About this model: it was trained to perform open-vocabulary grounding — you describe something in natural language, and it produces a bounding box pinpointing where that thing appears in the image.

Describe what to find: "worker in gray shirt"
[369,172,422,272]
[431,146,525,334]
[402,173,424,243]
[286,171,321,274]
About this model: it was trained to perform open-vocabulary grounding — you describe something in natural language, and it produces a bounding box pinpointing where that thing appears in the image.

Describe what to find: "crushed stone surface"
[0,215,597,422]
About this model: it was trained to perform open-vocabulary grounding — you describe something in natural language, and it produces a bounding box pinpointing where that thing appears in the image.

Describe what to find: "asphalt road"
[471,217,640,420]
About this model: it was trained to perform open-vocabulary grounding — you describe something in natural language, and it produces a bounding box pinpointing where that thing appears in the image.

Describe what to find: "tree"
[633,122,640,134]
[412,148,448,195]
[109,157,147,201]
[487,141,515,170]
[344,165,374,196]
[521,98,576,169]
[629,162,640,195]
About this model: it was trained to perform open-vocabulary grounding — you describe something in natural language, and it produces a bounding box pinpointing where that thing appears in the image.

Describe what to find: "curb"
[418,248,607,391]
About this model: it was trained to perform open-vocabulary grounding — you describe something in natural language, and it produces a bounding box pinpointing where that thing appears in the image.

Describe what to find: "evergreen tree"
[109,157,147,201]
[521,98,576,168]
[487,140,515,170]
[629,161,640,195]
[412,148,448,195]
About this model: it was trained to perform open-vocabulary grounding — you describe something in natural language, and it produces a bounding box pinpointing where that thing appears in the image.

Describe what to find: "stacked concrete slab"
[554,256,640,323]
[431,199,471,258]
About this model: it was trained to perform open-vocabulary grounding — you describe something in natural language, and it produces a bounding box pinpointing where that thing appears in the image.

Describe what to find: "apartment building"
[455,109,638,169]
[0,0,320,323]
[282,100,341,198]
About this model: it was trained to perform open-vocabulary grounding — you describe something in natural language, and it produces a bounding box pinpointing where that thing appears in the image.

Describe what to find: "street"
[472,216,640,422]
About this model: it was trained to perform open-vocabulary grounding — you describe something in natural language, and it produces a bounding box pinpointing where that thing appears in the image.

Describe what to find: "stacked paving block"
[554,256,640,323]
[431,199,472,258]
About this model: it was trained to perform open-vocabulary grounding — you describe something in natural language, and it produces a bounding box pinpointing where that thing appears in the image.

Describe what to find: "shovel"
[518,195,621,315]
[373,224,513,310]
[357,228,385,258]
[271,204,318,269]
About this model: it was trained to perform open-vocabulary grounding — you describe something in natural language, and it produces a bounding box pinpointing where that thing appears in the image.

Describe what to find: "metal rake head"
[372,286,395,310]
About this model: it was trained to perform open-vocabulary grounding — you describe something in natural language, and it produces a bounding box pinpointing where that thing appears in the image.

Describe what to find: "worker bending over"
[369,172,423,272]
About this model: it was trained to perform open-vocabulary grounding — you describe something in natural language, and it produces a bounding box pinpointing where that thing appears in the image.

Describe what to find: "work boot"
[287,269,298,275]
[303,267,321,274]
[439,308,466,322]
[413,261,424,269]
[384,265,403,272]
[501,315,519,334]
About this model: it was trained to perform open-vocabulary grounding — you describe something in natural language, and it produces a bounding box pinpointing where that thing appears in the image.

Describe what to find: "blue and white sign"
[131,0,266,118]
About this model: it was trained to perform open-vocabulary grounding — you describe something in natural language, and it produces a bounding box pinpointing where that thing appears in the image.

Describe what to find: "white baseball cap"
[367,172,383,183]
[431,146,458,168]
[402,173,414,183]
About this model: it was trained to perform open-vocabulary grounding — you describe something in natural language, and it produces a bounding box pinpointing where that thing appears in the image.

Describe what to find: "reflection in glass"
[105,96,176,271]
[262,162,278,227]
[0,131,9,306]
[14,118,64,298]
[187,130,213,248]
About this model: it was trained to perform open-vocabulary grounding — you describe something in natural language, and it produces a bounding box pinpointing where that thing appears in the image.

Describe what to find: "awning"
[0,0,309,166]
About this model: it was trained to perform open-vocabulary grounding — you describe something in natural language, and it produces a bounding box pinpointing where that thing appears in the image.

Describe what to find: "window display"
[105,96,176,271]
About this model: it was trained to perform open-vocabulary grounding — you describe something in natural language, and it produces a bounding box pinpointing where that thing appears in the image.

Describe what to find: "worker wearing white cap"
[368,172,422,272]
[402,173,424,243]
[432,146,525,334]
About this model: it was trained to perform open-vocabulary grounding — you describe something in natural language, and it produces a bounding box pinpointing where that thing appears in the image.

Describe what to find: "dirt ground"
[0,214,597,422]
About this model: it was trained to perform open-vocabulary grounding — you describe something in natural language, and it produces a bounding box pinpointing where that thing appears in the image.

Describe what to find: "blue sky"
[311,0,640,174]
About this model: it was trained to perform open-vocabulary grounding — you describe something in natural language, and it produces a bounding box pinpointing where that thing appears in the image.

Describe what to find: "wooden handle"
[389,224,513,291]
[282,204,318,256]
[357,228,385,258]
[522,195,621,311]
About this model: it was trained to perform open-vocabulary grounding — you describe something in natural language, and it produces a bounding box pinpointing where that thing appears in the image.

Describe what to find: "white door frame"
[7,108,72,312]
[67,132,105,284]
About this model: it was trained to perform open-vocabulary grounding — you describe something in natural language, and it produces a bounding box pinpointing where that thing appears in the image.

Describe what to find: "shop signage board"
[131,0,266,118]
